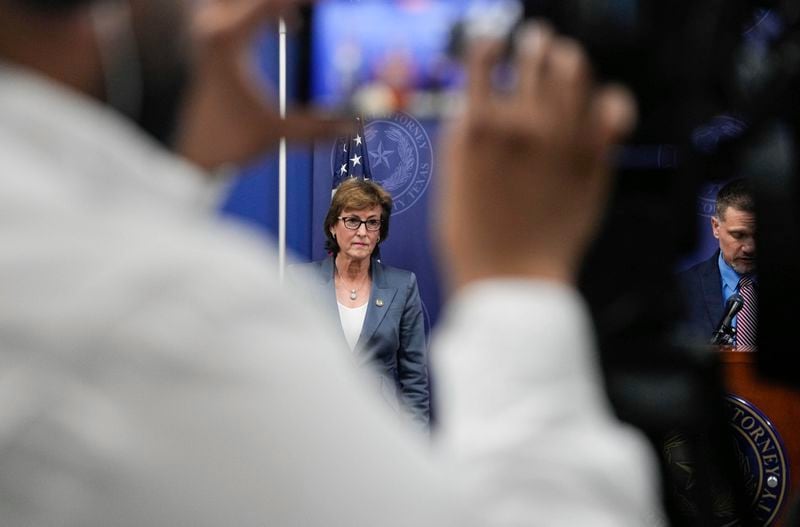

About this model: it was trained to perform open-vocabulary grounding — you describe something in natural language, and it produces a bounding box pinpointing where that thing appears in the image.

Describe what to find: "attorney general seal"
[663,394,788,525]
[362,113,433,216]
[726,394,788,525]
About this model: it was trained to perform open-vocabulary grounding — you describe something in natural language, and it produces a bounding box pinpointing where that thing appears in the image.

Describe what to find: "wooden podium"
[719,349,800,525]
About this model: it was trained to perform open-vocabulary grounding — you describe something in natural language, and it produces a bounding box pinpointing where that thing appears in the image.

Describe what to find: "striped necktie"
[736,275,758,348]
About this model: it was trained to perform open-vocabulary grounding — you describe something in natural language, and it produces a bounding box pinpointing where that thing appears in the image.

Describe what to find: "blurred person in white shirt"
[0,0,663,525]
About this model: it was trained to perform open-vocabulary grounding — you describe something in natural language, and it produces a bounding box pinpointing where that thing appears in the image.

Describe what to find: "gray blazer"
[291,256,430,425]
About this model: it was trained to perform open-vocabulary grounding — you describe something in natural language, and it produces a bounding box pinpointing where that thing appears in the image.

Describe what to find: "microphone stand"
[710,293,744,346]
[710,323,735,346]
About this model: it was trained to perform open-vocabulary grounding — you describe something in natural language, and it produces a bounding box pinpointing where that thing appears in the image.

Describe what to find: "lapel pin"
[376,299,384,307]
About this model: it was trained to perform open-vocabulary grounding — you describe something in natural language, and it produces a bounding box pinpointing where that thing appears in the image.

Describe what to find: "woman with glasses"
[293,178,430,429]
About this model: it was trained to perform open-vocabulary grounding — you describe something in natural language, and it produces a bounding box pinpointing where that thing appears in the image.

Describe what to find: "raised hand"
[176,0,348,171]
[437,22,637,289]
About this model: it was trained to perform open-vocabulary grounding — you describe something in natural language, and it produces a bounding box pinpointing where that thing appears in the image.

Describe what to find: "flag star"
[343,143,348,152]
[350,154,362,166]
[354,134,362,146]
[339,163,348,175]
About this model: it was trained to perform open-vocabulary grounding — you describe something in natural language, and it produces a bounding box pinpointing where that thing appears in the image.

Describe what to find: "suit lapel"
[356,260,397,353]
[701,251,724,331]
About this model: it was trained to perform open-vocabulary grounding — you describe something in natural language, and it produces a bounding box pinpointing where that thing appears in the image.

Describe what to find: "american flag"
[332,116,372,193]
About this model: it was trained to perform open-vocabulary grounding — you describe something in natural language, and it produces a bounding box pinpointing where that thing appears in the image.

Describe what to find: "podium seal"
[726,394,789,526]
[663,395,789,525]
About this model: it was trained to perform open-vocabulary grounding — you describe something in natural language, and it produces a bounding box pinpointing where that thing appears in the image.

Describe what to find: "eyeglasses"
[338,216,382,231]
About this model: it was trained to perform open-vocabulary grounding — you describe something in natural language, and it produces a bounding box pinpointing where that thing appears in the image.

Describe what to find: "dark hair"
[715,178,755,220]
[324,179,392,255]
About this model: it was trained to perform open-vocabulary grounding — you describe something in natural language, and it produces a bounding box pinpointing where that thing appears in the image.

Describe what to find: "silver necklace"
[336,266,368,301]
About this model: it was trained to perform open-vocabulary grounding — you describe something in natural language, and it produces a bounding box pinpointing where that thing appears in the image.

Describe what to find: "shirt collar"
[718,251,757,291]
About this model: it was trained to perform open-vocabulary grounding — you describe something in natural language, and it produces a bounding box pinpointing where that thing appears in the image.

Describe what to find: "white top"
[337,301,368,351]
[0,62,664,526]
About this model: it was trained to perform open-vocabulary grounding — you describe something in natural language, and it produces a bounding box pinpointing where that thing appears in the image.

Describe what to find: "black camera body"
[536,2,799,525]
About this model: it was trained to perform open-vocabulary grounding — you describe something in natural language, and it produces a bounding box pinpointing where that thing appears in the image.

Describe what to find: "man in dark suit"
[677,178,757,344]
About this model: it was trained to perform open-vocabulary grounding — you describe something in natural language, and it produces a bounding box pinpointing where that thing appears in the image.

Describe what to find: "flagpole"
[278,18,287,283]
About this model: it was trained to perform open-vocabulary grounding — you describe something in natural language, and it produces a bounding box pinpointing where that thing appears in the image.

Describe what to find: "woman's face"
[331,205,382,262]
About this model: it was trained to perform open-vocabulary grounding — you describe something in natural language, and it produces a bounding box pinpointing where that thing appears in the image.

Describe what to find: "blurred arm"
[434,280,663,526]
[432,22,663,526]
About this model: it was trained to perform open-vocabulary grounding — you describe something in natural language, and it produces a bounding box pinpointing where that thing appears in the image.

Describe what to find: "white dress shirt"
[0,62,663,526]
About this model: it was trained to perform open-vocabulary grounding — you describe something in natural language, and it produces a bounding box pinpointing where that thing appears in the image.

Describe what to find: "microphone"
[710,293,744,345]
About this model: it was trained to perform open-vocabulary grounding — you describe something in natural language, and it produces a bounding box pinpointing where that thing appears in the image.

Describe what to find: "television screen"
[303,0,523,117]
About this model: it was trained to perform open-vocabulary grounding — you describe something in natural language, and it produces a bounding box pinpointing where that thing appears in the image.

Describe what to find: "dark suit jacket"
[291,256,430,425]
[676,250,724,342]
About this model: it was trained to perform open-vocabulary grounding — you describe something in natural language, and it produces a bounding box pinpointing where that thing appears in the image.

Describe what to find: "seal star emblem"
[370,141,394,168]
